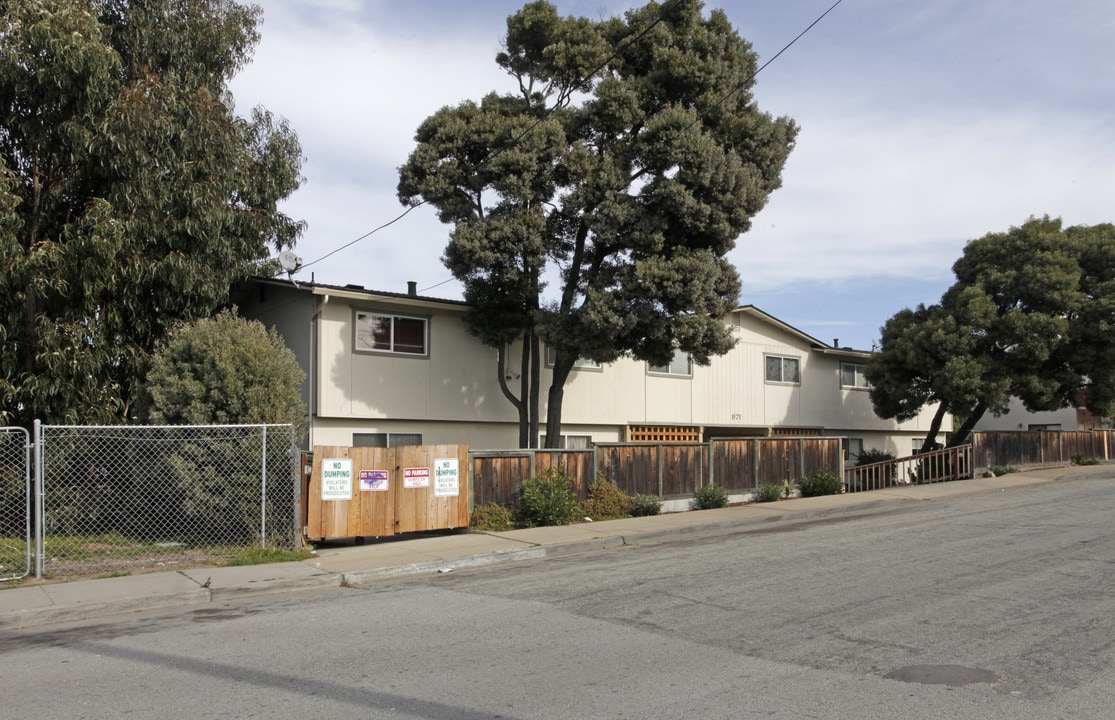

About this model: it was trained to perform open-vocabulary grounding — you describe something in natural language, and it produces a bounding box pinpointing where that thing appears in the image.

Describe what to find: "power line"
[296,0,685,276]
[297,0,843,284]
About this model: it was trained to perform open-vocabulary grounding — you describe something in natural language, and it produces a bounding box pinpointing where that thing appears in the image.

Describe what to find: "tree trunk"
[920,403,949,453]
[528,332,540,448]
[495,344,528,448]
[948,400,989,448]
[544,354,574,448]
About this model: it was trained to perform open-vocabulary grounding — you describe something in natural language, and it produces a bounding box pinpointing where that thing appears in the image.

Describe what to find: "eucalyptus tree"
[399,0,797,447]
[866,217,1115,449]
[0,0,304,428]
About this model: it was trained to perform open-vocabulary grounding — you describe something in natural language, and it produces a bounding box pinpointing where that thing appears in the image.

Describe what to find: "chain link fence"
[1,427,31,582]
[36,424,298,579]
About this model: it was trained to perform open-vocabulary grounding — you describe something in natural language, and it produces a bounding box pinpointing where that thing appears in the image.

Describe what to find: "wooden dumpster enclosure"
[305,444,469,540]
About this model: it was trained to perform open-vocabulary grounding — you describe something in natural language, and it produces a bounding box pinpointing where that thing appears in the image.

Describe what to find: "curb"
[339,535,629,585]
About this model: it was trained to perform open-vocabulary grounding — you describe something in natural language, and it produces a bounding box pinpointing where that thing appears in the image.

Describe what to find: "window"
[355,311,427,355]
[545,345,600,369]
[842,438,864,464]
[649,349,692,376]
[841,363,869,389]
[353,432,422,448]
[1028,424,1062,432]
[538,434,593,449]
[765,355,800,384]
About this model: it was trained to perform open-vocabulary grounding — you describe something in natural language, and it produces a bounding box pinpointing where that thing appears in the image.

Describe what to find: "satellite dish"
[278,250,303,274]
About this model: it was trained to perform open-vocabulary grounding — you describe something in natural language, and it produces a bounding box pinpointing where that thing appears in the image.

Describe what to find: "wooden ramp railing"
[844,444,973,493]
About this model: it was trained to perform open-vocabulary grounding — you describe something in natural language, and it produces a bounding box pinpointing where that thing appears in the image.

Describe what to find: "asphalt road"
[3,474,1114,719]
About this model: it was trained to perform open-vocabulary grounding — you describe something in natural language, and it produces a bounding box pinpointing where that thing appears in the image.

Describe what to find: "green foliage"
[138,309,305,542]
[856,448,896,466]
[141,308,307,435]
[798,469,845,497]
[755,483,782,503]
[854,448,897,487]
[1071,454,1102,466]
[517,468,579,527]
[470,502,516,531]
[629,493,662,517]
[989,465,1019,476]
[580,476,632,520]
[867,217,1115,449]
[0,0,304,428]
[694,482,728,510]
[398,0,796,447]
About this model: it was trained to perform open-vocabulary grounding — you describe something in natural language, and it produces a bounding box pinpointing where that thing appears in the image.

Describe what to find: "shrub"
[755,483,782,503]
[694,482,728,509]
[855,448,896,466]
[1071,453,1101,466]
[517,468,579,527]
[630,493,662,517]
[989,465,1019,476]
[471,502,515,531]
[798,468,845,497]
[580,476,632,520]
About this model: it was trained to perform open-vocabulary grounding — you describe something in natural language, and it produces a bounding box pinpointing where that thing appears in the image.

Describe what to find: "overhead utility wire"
[298,0,685,277]
[302,0,842,288]
[416,0,844,294]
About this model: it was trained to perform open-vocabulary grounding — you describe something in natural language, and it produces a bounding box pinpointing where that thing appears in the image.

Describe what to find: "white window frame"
[765,355,801,385]
[841,362,869,389]
[354,310,428,356]
[537,433,593,449]
[648,349,692,377]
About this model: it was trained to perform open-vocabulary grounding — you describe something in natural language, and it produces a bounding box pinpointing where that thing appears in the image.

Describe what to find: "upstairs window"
[765,355,800,384]
[649,349,692,377]
[841,363,869,389]
[355,311,427,356]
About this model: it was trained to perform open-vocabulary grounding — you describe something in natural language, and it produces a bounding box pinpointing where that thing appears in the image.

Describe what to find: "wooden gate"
[305,444,469,540]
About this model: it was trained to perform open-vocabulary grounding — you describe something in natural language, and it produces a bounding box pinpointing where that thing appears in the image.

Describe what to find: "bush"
[470,502,515,531]
[630,493,662,517]
[855,448,896,466]
[798,468,845,497]
[755,483,782,503]
[1071,453,1101,466]
[989,465,1019,476]
[580,476,632,520]
[694,482,728,509]
[517,468,579,527]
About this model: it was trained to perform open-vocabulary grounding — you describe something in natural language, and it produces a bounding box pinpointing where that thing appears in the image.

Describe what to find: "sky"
[228,0,1115,352]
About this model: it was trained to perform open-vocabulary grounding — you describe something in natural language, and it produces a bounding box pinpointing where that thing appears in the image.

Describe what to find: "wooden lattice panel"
[626,425,701,442]
[771,427,822,437]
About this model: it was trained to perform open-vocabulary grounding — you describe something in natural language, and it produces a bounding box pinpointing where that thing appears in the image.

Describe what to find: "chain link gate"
[35,423,299,579]
[1,427,32,582]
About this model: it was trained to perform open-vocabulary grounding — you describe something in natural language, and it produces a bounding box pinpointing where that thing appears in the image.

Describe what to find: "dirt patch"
[6,548,231,587]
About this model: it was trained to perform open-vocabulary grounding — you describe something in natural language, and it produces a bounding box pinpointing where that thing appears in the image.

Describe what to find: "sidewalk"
[1,466,1106,629]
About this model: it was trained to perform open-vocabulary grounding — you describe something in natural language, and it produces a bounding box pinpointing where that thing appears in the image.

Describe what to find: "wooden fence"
[971,430,1113,469]
[471,437,844,507]
[470,429,1115,509]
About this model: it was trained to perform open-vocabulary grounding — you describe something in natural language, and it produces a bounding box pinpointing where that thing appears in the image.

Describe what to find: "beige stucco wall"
[257,286,946,450]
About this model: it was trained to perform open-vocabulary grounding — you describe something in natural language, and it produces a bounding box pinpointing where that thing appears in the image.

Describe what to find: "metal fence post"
[33,419,42,579]
[261,425,268,548]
